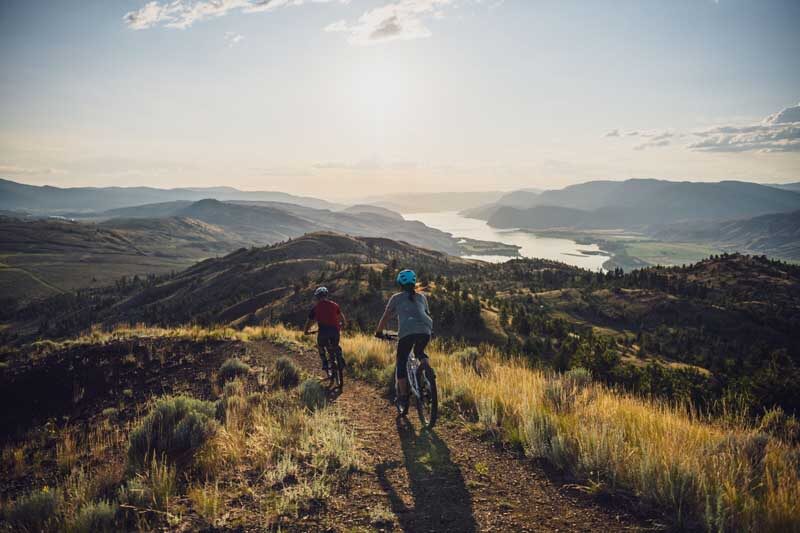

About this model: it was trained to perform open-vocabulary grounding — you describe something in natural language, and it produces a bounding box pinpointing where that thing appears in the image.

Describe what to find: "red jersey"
[309,300,342,330]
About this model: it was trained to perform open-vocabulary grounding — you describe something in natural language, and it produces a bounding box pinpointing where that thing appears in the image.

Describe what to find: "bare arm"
[374,309,390,336]
[339,310,347,329]
[303,318,314,334]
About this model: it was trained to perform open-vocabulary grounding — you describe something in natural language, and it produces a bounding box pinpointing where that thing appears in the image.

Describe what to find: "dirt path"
[247,340,654,532]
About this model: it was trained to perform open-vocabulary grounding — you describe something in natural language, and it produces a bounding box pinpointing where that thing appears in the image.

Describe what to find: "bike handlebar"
[375,331,398,341]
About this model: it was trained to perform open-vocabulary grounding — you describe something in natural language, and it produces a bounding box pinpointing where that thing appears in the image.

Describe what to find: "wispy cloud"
[224,31,245,46]
[0,165,60,176]
[604,129,678,149]
[324,0,452,45]
[124,0,350,30]
[125,0,493,46]
[687,102,800,153]
[605,103,800,153]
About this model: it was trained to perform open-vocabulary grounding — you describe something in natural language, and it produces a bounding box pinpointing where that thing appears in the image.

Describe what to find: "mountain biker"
[374,269,433,413]
[303,286,346,372]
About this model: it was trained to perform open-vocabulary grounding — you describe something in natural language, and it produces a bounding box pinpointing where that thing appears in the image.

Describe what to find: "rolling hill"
[0,198,520,302]
[650,210,800,259]
[0,215,245,302]
[0,178,342,214]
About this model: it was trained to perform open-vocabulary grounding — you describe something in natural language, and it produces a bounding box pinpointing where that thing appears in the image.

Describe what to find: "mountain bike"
[377,331,438,428]
[306,330,344,389]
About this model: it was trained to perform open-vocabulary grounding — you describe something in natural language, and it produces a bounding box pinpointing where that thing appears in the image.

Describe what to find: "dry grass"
[27,322,800,530]
[334,330,800,531]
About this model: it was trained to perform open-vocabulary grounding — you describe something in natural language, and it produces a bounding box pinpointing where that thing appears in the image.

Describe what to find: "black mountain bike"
[377,331,438,428]
[307,330,344,389]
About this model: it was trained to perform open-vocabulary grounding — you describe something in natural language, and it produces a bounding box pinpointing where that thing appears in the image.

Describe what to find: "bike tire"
[334,354,345,389]
[415,365,438,428]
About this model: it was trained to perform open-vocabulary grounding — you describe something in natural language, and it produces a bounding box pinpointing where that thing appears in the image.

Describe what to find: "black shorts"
[396,333,430,379]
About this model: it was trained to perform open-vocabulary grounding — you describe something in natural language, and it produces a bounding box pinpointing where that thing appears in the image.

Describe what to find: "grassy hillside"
[0,215,244,303]
[1,323,798,531]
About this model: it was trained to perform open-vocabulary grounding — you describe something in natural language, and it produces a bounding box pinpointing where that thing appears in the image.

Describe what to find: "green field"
[620,241,720,266]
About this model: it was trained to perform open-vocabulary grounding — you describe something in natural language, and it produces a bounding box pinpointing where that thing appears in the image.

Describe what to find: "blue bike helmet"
[396,269,417,286]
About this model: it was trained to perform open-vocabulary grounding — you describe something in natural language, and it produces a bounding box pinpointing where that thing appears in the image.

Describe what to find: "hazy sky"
[1,0,798,198]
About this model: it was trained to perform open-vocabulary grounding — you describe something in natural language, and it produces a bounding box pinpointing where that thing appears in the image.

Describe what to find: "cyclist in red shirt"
[303,286,346,371]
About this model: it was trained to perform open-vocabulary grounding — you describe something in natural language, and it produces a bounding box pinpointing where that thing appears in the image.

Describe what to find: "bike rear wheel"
[415,365,438,428]
[334,353,344,389]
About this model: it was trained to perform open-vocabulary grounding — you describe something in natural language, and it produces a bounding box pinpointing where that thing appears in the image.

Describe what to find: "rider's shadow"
[375,418,477,533]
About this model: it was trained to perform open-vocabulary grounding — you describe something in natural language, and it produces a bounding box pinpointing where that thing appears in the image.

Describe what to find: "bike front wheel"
[415,365,438,428]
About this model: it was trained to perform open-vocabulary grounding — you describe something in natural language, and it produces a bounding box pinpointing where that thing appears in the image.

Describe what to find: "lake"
[404,211,608,271]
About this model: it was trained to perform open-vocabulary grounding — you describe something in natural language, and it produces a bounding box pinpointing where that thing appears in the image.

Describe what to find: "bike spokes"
[415,366,438,428]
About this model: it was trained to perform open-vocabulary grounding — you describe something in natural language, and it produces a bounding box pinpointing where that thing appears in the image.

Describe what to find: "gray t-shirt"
[385,291,433,339]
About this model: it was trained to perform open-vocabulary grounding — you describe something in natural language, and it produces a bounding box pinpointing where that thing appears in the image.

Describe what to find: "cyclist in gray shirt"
[375,269,433,412]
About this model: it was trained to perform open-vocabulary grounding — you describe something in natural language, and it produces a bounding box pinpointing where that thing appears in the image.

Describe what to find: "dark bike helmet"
[314,286,329,299]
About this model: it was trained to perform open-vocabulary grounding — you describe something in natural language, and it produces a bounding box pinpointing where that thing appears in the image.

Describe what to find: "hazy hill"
[0,198,519,303]
[770,182,800,193]
[91,198,516,257]
[0,178,341,214]
[466,179,800,229]
[363,191,505,213]
[341,204,405,220]
[650,210,800,260]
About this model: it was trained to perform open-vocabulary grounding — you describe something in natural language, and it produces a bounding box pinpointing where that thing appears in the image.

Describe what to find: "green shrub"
[455,347,483,374]
[4,486,61,531]
[127,396,218,469]
[68,500,117,533]
[271,356,300,389]
[299,379,327,411]
[443,385,478,421]
[564,367,592,389]
[759,407,800,445]
[217,358,251,385]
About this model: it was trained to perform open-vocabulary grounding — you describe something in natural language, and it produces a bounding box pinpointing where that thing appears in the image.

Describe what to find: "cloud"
[224,31,245,46]
[688,102,800,153]
[324,0,454,45]
[634,139,671,151]
[124,0,349,30]
[0,165,60,176]
[605,129,677,149]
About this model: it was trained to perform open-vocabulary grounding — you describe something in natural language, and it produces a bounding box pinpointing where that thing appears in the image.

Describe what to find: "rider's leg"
[316,332,329,370]
[412,334,431,368]
[396,335,413,400]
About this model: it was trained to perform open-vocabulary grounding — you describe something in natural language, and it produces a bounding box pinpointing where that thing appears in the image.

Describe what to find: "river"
[404,211,608,271]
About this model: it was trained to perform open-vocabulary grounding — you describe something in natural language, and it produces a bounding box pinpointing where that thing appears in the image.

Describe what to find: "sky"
[0,0,798,199]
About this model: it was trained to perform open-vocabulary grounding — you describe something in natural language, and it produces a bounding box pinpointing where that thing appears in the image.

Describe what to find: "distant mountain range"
[0,197,519,302]
[361,191,506,213]
[0,178,342,214]
[464,179,800,230]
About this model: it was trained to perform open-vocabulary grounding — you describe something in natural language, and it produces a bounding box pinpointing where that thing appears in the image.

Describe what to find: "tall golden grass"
[28,323,800,531]
[337,330,800,531]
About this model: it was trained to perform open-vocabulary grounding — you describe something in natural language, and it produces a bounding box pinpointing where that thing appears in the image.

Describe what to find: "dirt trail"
[247,340,653,533]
